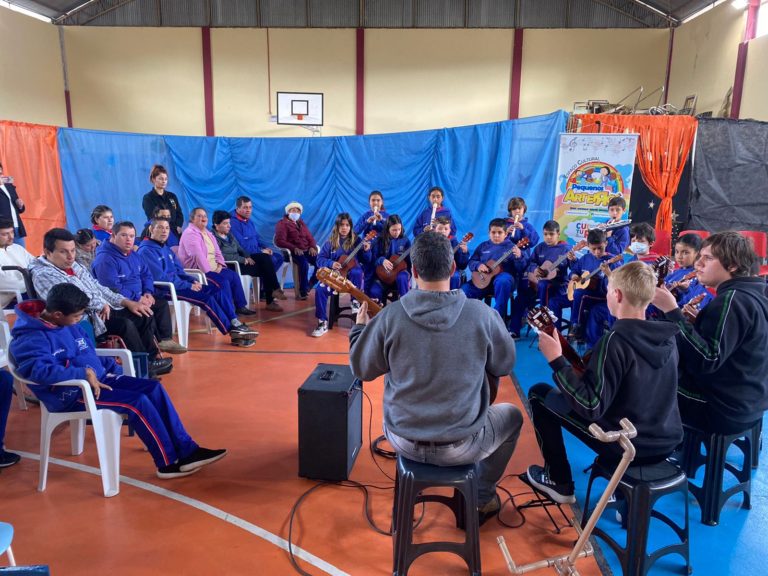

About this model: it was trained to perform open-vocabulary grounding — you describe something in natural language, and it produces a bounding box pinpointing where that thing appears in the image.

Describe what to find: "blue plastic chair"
[0,521,16,566]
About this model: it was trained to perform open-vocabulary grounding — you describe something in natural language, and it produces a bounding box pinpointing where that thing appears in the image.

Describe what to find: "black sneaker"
[230,324,259,337]
[524,465,576,504]
[156,462,200,479]
[149,357,174,378]
[178,447,228,472]
[0,450,21,468]
[236,307,257,316]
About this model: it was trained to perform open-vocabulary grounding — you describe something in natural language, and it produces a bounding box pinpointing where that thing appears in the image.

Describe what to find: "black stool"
[751,418,763,469]
[583,458,690,576]
[328,293,355,330]
[680,422,757,526]
[392,456,480,576]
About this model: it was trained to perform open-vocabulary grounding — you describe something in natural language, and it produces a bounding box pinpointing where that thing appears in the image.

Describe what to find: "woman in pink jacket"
[178,207,256,316]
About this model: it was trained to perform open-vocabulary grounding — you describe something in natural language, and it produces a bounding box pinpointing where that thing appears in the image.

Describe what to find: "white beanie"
[285,201,303,214]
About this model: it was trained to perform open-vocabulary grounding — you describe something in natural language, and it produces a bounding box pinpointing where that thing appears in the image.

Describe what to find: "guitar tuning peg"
[332,290,338,295]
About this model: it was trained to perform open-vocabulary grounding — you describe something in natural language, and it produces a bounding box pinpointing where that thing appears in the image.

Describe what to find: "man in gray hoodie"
[350,231,522,523]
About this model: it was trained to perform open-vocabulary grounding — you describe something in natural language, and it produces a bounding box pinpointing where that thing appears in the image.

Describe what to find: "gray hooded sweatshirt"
[349,289,515,442]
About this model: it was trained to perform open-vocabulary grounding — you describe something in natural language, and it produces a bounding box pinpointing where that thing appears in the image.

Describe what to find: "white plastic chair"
[0,320,27,411]
[8,348,135,498]
[154,281,192,348]
[0,289,22,319]
[225,260,261,308]
[274,235,301,297]
[0,521,15,566]
[184,269,212,334]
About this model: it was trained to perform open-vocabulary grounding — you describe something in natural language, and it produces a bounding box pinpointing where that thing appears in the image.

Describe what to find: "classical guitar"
[376,238,414,285]
[652,256,673,287]
[682,293,706,323]
[337,230,377,275]
[528,239,588,287]
[453,232,474,254]
[471,237,531,290]
[567,253,624,301]
[527,305,587,375]
[666,270,697,293]
[316,267,383,318]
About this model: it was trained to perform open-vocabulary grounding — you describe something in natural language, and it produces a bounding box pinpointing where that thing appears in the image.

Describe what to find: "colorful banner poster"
[553,133,638,245]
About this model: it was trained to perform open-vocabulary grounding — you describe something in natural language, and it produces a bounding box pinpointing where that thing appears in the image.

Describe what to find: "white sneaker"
[311,321,328,337]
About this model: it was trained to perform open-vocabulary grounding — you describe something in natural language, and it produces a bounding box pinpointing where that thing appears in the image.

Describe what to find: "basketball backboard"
[277,92,324,126]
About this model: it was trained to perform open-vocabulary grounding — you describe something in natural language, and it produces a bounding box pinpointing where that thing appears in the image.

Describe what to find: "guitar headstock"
[364,230,378,242]
[316,267,353,294]
[526,305,557,333]
[653,256,673,287]
[460,232,474,244]
[571,239,587,252]
[688,293,706,307]
[516,237,530,249]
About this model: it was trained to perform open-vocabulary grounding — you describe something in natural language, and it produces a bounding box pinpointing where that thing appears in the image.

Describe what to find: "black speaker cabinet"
[298,363,362,481]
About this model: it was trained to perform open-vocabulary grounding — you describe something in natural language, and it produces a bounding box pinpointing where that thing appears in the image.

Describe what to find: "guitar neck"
[344,239,366,261]
[393,245,413,265]
[347,285,382,316]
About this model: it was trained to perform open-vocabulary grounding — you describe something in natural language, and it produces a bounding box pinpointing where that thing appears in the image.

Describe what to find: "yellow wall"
[0,6,66,126]
[213,28,355,137]
[520,29,669,118]
[63,26,205,135]
[667,2,744,116]
[741,34,768,121]
[365,29,513,134]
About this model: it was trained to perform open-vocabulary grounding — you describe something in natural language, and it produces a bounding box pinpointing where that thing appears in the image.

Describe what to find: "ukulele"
[471,237,531,290]
[528,240,588,288]
[527,306,587,375]
[652,256,673,288]
[567,253,624,301]
[337,230,377,276]
[316,267,383,318]
[682,293,706,323]
[666,270,697,293]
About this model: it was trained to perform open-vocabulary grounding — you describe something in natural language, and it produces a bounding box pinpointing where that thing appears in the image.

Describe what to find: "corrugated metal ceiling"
[3,0,723,27]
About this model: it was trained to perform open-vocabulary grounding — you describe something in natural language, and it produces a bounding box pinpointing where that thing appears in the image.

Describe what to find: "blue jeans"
[385,403,523,504]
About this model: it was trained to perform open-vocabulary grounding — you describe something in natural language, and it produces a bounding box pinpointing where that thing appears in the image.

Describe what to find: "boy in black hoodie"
[652,231,768,434]
[525,261,682,503]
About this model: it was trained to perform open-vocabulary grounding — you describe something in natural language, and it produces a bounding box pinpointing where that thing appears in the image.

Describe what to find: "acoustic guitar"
[528,239,588,288]
[471,237,530,290]
[682,293,706,323]
[337,230,377,275]
[527,305,587,375]
[666,270,697,293]
[316,267,383,318]
[452,232,474,254]
[567,253,624,301]
[375,238,414,285]
[652,256,673,287]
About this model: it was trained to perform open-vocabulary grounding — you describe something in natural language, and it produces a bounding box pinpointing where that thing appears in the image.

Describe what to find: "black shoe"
[524,465,575,504]
[0,451,21,468]
[178,447,228,472]
[478,493,501,526]
[149,357,173,378]
[156,462,200,479]
[236,307,257,316]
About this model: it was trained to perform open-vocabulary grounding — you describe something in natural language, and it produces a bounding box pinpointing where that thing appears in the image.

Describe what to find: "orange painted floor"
[1,295,603,576]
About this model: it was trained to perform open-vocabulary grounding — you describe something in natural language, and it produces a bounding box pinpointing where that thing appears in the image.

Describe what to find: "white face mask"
[629,241,649,255]
[288,212,301,222]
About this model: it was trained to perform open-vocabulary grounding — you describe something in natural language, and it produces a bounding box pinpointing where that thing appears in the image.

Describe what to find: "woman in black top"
[142,165,184,236]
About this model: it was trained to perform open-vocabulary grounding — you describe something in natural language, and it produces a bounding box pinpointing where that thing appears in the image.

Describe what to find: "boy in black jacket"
[652,231,768,434]
[525,261,682,503]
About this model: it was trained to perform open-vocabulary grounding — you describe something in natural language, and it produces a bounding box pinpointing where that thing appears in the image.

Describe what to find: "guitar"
[666,270,696,293]
[471,237,531,290]
[682,293,706,323]
[567,253,624,301]
[527,306,587,375]
[652,256,673,288]
[453,232,474,254]
[376,237,414,285]
[316,267,383,318]
[337,230,377,275]
[528,240,588,287]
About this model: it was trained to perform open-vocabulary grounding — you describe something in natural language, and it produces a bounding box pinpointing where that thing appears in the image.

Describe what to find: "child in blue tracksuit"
[605,196,630,255]
[368,214,411,303]
[462,218,528,319]
[505,196,540,248]
[0,370,20,468]
[509,220,571,336]
[9,284,227,479]
[354,190,390,237]
[412,186,456,237]
[137,218,257,345]
[568,229,622,341]
[667,234,713,308]
[312,212,373,337]
[434,216,470,290]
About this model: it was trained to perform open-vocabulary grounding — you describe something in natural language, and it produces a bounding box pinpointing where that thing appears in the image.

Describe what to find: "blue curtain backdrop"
[58,110,566,244]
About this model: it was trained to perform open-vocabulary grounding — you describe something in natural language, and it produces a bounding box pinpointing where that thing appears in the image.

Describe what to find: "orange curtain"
[573,115,697,234]
[0,120,66,255]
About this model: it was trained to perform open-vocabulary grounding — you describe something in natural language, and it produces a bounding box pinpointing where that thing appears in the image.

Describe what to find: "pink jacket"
[178,225,225,273]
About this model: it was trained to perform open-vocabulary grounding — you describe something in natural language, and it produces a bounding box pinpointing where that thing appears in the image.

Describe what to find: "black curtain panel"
[627,156,692,238]
[687,117,768,233]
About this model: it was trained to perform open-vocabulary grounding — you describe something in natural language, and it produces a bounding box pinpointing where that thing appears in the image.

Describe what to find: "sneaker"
[230,324,259,337]
[265,301,283,312]
[236,307,258,316]
[149,357,174,378]
[273,289,288,301]
[156,462,200,479]
[350,300,361,312]
[158,339,188,354]
[524,465,576,504]
[178,447,228,472]
[478,493,501,526]
[311,320,328,337]
[297,293,308,301]
[0,450,21,468]
[230,336,256,347]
